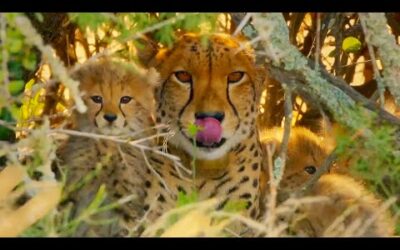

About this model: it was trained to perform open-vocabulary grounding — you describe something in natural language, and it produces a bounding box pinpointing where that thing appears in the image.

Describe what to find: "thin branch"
[299,149,337,195]
[121,14,187,44]
[268,64,400,126]
[14,15,87,113]
[233,13,253,36]
[131,193,161,236]
[314,13,321,71]
[359,13,386,108]
[51,129,183,164]
[140,148,172,195]
[0,13,11,102]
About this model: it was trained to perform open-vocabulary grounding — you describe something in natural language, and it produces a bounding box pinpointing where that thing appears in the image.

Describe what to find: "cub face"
[72,58,159,136]
[154,33,265,160]
[260,127,335,193]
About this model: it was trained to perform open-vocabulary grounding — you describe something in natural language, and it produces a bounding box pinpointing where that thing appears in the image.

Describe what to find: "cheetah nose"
[194,111,225,122]
[103,113,117,122]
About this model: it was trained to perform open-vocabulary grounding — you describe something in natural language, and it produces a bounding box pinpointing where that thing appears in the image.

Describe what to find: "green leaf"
[187,123,203,138]
[342,36,362,53]
[223,200,248,213]
[0,107,15,141]
[35,13,44,23]
[176,190,198,207]
[8,80,25,96]
[22,53,37,70]
[328,48,336,58]
[8,39,23,53]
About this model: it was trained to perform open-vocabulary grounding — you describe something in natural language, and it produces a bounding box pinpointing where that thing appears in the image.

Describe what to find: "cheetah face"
[155,33,265,160]
[73,59,158,136]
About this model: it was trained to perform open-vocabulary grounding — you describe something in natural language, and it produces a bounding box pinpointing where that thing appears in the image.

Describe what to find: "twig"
[268,64,400,126]
[265,84,293,236]
[353,196,396,236]
[131,193,161,235]
[314,13,321,72]
[14,16,87,113]
[121,14,187,44]
[299,150,337,195]
[278,85,293,164]
[140,148,172,195]
[50,129,183,164]
[359,13,386,109]
[264,140,276,234]
[212,211,268,235]
[0,13,10,102]
[233,13,253,36]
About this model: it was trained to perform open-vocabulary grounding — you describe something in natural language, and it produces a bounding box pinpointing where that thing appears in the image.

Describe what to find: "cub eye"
[120,96,133,104]
[174,71,192,84]
[91,96,102,104]
[304,166,317,175]
[228,71,245,84]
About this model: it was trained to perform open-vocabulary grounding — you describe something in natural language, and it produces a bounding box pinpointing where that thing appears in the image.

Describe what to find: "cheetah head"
[71,58,159,136]
[153,33,265,160]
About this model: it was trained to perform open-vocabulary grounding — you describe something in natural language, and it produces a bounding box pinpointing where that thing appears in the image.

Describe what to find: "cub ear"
[136,35,160,68]
[315,117,337,154]
[145,67,161,88]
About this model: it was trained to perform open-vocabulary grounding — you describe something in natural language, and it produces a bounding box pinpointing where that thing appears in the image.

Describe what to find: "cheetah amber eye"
[227,71,245,84]
[174,71,192,84]
[120,96,133,104]
[91,95,103,104]
[304,166,317,175]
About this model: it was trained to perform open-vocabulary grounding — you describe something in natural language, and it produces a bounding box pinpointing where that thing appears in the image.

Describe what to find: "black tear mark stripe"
[158,79,169,111]
[119,102,127,118]
[226,81,240,121]
[94,102,103,127]
[178,80,193,121]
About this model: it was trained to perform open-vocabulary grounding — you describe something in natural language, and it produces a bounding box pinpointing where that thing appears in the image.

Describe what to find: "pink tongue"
[195,117,222,146]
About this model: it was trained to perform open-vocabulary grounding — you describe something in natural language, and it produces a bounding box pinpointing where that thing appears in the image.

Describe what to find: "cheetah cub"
[57,58,159,236]
[259,126,395,237]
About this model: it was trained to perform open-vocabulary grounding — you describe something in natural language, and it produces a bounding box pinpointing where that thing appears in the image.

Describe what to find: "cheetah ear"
[136,35,160,68]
